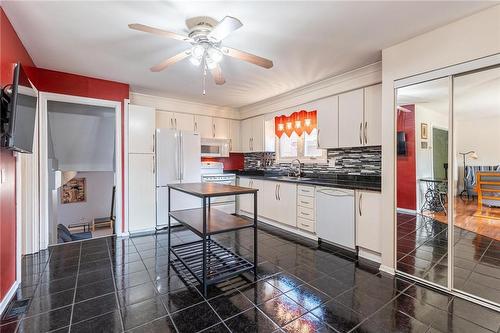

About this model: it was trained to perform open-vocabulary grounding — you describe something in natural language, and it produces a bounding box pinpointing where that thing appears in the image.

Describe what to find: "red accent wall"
[0,6,35,303]
[397,105,416,210]
[201,153,244,171]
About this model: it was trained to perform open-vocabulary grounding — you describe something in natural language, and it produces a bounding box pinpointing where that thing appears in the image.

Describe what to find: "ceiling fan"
[128,16,273,91]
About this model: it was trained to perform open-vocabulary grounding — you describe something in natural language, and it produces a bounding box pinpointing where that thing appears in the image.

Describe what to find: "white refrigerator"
[156,128,201,228]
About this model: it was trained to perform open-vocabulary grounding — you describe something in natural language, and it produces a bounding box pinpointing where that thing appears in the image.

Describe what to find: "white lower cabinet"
[355,190,382,253]
[262,181,297,227]
[128,153,156,232]
[238,178,263,215]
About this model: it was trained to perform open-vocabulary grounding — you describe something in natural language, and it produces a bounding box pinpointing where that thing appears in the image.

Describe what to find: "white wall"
[381,5,500,272]
[56,171,115,227]
[48,112,115,171]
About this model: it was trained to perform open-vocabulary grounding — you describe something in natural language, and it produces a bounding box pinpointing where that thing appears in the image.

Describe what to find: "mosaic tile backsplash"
[243,146,381,177]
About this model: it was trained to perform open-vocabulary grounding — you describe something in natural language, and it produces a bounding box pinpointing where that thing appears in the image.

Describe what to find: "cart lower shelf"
[170,239,254,286]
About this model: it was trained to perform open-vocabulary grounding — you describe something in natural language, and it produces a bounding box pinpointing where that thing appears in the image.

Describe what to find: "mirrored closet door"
[395,77,450,288]
[395,61,500,309]
[452,66,500,305]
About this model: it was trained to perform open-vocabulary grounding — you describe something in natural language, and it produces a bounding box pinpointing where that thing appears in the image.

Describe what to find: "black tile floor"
[397,212,500,305]
[1,225,499,333]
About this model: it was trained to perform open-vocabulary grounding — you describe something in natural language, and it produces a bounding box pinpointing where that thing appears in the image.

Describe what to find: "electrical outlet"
[328,158,337,167]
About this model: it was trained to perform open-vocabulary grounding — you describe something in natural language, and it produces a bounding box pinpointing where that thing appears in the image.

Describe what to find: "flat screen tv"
[1,63,37,153]
[397,131,407,156]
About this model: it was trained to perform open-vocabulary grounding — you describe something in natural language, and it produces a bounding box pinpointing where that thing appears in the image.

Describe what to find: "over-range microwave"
[200,138,230,157]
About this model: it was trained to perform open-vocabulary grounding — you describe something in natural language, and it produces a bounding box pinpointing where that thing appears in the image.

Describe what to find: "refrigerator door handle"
[180,132,184,181]
[175,133,180,180]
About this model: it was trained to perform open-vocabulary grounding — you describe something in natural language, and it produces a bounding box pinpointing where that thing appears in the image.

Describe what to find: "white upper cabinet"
[363,84,382,146]
[129,104,156,154]
[156,111,174,129]
[229,119,241,152]
[316,95,339,149]
[251,116,265,152]
[338,89,364,148]
[356,190,382,253]
[240,118,252,152]
[174,112,195,132]
[194,115,213,138]
[213,117,230,139]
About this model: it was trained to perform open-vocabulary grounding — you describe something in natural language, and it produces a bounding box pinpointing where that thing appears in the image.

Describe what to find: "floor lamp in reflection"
[459,151,478,200]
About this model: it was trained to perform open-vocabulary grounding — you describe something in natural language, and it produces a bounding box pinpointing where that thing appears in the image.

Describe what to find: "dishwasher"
[316,187,356,251]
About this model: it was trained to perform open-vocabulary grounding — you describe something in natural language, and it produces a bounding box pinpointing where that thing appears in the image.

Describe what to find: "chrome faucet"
[289,159,302,178]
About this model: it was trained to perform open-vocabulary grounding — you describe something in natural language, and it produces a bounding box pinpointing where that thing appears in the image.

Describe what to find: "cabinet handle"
[275,184,278,200]
[194,122,198,132]
[364,121,368,145]
[175,118,177,129]
[152,155,155,174]
[170,118,173,129]
[359,193,363,216]
[301,212,310,216]
[213,123,216,138]
[317,129,321,148]
[359,122,363,145]
[152,133,155,153]
[229,139,232,151]
[300,200,309,204]
[278,184,281,200]
[300,223,310,227]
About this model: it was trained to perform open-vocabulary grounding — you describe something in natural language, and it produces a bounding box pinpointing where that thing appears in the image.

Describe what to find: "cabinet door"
[238,178,252,213]
[363,84,382,146]
[213,117,230,139]
[156,111,174,129]
[338,89,364,148]
[251,116,265,152]
[276,182,297,227]
[229,119,241,152]
[264,117,276,152]
[261,181,279,221]
[240,119,252,152]
[173,112,194,132]
[194,115,214,138]
[356,191,381,253]
[316,95,339,149]
[128,154,156,232]
[129,105,156,153]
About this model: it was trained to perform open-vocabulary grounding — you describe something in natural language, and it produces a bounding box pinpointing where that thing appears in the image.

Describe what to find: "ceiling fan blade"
[208,16,242,41]
[128,23,191,42]
[150,50,190,72]
[221,47,273,69]
[210,65,226,85]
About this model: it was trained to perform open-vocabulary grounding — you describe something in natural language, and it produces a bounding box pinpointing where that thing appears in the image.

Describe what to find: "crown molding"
[239,62,382,119]
[129,92,240,119]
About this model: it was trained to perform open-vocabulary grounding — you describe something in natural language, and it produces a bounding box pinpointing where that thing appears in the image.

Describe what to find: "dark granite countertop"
[230,170,381,192]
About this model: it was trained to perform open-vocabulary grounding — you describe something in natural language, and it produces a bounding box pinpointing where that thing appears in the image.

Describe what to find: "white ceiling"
[3,1,496,108]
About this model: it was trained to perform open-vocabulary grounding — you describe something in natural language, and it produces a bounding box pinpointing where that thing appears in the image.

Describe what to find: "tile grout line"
[133,236,182,333]
[67,242,82,333]
[106,237,126,332]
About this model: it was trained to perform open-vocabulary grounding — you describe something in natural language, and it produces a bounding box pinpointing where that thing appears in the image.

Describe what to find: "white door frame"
[38,92,123,248]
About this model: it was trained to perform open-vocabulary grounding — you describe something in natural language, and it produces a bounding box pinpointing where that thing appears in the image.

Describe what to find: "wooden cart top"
[168,182,258,198]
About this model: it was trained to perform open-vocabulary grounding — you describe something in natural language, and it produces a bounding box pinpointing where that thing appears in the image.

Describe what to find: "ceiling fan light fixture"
[189,55,202,66]
[207,47,223,64]
[192,44,205,59]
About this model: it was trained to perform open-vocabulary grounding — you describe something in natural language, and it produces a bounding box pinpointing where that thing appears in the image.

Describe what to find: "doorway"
[38,93,122,248]
[432,127,448,180]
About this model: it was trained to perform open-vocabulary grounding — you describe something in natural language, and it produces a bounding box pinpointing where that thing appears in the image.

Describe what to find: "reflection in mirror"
[453,66,500,305]
[396,78,449,287]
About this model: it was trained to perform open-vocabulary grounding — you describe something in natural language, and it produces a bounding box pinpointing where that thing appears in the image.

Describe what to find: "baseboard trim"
[0,280,20,316]
[379,265,395,276]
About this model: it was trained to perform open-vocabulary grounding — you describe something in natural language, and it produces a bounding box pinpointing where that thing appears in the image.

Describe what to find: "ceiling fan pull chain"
[202,55,207,95]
